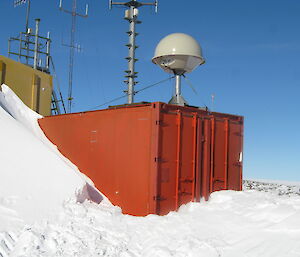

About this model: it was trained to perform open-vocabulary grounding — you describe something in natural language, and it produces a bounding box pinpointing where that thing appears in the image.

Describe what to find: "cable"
[135,75,174,94]
[182,75,209,110]
[182,74,198,95]
[86,95,128,111]
[86,75,175,111]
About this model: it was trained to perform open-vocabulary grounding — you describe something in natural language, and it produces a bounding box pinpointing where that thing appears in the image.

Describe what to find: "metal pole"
[46,31,51,72]
[18,32,22,62]
[33,18,40,69]
[67,0,77,112]
[8,39,11,58]
[175,74,181,102]
[25,32,30,65]
[25,0,31,33]
[127,6,137,104]
[110,0,157,104]
[25,0,31,65]
[169,74,188,106]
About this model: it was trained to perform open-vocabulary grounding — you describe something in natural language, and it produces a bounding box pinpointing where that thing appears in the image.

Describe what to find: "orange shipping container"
[39,102,243,216]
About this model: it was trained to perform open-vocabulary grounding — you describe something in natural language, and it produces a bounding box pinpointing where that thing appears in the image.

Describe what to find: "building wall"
[0,55,52,116]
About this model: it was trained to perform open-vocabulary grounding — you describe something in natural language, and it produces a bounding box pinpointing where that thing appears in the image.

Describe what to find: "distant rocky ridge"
[243,180,300,196]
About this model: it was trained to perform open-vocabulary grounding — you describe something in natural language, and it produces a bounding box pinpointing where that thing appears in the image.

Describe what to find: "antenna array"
[8,18,51,73]
[109,0,158,104]
[9,0,66,114]
[59,0,88,113]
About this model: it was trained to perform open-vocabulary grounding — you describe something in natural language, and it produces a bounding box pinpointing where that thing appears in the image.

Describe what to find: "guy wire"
[87,76,175,111]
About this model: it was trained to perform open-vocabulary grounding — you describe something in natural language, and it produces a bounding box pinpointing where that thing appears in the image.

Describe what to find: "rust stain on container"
[39,102,244,216]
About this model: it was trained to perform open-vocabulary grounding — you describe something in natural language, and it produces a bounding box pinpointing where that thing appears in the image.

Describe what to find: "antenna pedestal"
[168,75,188,106]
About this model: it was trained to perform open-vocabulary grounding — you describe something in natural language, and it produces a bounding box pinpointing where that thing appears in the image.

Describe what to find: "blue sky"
[1,0,300,181]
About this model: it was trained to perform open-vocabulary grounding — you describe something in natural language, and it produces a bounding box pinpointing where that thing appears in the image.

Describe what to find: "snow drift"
[0,84,105,231]
[7,183,300,257]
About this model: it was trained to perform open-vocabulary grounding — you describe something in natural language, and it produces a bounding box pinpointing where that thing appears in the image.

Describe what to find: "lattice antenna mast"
[109,0,158,104]
[59,0,88,113]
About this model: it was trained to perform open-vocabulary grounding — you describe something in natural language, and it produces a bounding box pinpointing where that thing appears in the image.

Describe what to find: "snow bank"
[9,188,300,257]
[0,84,105,231]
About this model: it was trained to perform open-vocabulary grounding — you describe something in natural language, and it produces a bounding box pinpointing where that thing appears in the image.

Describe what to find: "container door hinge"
[213,179,224,183]
[179,191,192,196]
[180,178,193,183]
[154,157,162,162]
[234,162,242,167]
[153,195,166,201]
[201,135,205,142]
[234,132,243,137]
[155,120,162,125]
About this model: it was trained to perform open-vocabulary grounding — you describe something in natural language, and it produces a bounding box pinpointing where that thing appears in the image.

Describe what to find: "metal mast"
[13,0,31,64]
[25,0,31,33]
[168,74,188,106]
[13,0,31,32]
[109,0,158,104]
[59,0,88,113]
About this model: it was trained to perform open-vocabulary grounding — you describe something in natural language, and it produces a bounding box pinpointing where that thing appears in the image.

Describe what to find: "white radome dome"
[152,33,205,74]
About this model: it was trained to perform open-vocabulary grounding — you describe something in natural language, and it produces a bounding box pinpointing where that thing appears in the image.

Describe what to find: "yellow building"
[0,55,53,116]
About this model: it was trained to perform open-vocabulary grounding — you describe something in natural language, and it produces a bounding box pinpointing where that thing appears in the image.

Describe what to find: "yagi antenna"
[109,0,158,104]
[59,0,88,113]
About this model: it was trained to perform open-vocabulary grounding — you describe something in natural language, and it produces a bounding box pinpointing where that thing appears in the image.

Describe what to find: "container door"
[156,111,197,215]
[199,118,211,200]
[202,117,243,194]
[156,111,177,215]
[211,118,229,191]
[178,113,198,207]
[227,121,243,190]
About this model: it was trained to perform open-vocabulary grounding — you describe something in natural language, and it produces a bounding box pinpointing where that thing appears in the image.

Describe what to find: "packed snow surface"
[5,184,300,257]
[1,84,300,256]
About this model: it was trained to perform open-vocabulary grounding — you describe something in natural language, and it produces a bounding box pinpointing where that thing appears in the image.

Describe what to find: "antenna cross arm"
[62,42,81,50]
[110,0,157,8]
[139,2,157,6]
[59,0,89,17]
[59,7,88,17]
[111,1,142,7]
